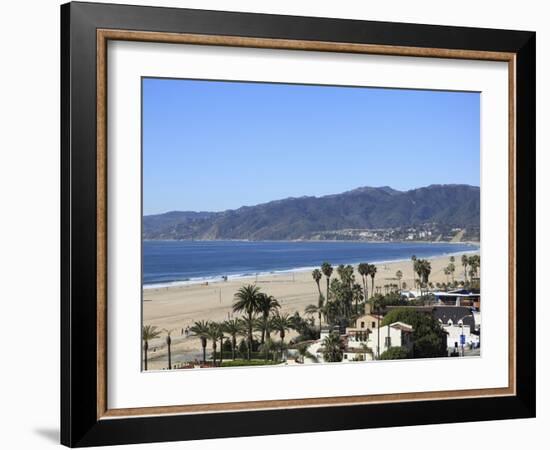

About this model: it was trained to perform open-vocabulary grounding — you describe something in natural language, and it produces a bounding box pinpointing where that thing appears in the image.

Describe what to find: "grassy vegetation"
[220,359,281,367]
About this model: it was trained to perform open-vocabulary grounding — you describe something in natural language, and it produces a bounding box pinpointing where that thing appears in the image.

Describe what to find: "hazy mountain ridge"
[143,184,480,241]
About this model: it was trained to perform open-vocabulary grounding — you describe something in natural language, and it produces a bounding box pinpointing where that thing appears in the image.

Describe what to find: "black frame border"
[61,2,535,447]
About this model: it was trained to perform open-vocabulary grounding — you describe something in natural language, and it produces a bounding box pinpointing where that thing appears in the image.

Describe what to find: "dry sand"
[143,251,477,369]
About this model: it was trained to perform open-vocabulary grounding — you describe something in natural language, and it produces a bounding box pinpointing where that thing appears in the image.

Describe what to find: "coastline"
[143,250,479,370]
[143,241,479,290]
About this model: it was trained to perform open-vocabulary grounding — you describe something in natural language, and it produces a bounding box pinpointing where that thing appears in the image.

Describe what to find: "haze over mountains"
[143,184,480,241]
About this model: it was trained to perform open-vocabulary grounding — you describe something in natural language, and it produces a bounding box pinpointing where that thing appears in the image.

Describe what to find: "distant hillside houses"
[143,184,480,241]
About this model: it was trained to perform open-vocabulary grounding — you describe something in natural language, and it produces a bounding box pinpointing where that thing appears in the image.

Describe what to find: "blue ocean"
[142,240,478,288]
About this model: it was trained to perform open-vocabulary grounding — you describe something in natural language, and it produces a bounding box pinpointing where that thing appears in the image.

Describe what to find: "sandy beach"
[143,250,478,369]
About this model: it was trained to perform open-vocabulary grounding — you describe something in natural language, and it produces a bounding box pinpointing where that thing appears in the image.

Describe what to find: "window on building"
[361,321,365,328]
[372,322,376,328]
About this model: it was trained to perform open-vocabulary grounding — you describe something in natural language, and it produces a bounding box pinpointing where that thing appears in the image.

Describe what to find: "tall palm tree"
[321,262,333,304]
[461,254,469,283]
[312,269,323,296]
[271,313,294,361]
[336,264,346,281]
[162,328,174,370]
[352,283,364,318]
[414,259,423,289]
[368,264,377,297]
[396,270,403,292]
[223,319,243,360]
[449,255,456,283]
[420,259,432,285]
[206,323,221,366]
[468,255,480,279]
[256,293,280,344]
[254,316,273,357]
[358,262,369,300]
[142,325,161,371]
[190,320,210,364]
[233,284,262,360]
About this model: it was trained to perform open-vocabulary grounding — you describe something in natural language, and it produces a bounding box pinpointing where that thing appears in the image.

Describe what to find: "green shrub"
[379,346,410,360]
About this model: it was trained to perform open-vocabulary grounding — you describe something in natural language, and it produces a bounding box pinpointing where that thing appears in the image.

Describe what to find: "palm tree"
[396,270,403,292]
[254,316,273,359]
[162,328,174,370]
[461,254,469,283]
[233,284,262,360]
[256,293,280,344]
[336,264,346,282]
[414,259,423,289]
[223,319,243,360]
[206,323,221,366]
[321,262,333,305]
[271,313,294,361]
[190,320,210,364]
[321,333,344,362]
[142,325,161,371]
[358,263,369,300]
[368,264,377,298]
[352,283,364,318]
[468,255,480,279]
[312,269,323,296]
[239,316,257,360]
[420,259,432,285]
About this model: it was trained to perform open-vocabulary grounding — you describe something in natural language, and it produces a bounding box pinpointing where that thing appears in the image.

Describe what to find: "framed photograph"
[61,1,536,447]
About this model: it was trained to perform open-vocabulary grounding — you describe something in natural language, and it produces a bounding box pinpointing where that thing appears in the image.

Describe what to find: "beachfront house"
[347,313,384,334]
[385,305,480,351]
[435,307,480,350]
[345,321,414,359]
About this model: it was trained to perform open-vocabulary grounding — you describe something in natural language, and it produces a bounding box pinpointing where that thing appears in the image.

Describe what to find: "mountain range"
[143,184,480,241]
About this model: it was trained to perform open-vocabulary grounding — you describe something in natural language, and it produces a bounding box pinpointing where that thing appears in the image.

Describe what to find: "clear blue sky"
[143,78,480,215]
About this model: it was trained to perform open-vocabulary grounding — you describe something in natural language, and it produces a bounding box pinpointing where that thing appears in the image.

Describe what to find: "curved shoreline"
[143,245,479,290]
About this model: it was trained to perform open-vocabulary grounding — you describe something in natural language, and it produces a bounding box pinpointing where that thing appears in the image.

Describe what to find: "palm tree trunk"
[248,313,252,360]
[202,343,206,364]
[144,341,148,371]
[231,337,236,360]
[219,338,223,366]
[326,278,330,305]
[212,343,217,366]
[167,337,171,370]
[261,313,267,344]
